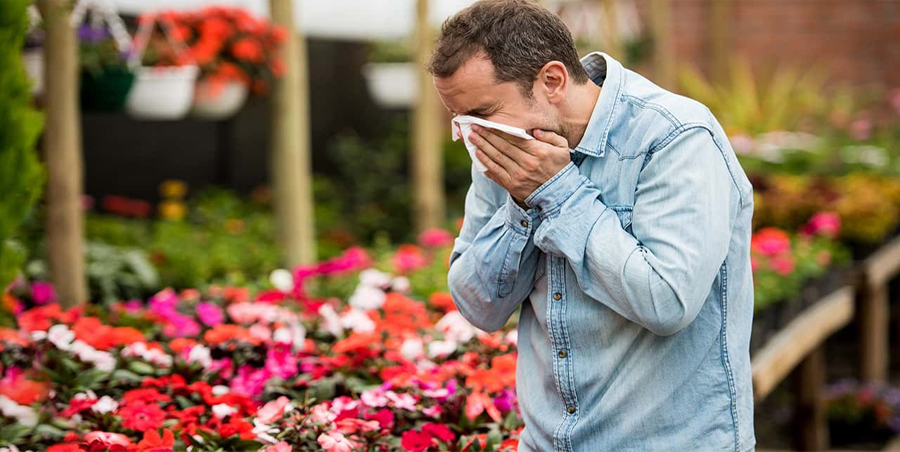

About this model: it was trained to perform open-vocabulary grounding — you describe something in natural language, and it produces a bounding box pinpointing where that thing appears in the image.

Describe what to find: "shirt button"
[567,406,576,414]
[558,350,567,358]
[537,205,543,211]
[520,219,529,228]
[553,292,562,301]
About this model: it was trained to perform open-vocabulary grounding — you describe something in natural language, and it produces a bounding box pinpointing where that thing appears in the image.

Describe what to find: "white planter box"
[126,65,199,120]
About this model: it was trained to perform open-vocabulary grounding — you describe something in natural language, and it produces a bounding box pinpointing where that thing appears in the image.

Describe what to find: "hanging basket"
[191,79,249,120]
[126,65,199,120]
[81,68,135,112]
[124,12,199,120]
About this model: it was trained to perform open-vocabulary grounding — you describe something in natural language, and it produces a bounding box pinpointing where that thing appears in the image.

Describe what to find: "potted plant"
[78,23,134,111]
[363,39,416,109]
[162,6,286,120]
[125,12,199,120]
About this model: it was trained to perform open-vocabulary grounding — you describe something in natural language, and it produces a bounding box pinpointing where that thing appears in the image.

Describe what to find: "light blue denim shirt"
[448,52,756,452]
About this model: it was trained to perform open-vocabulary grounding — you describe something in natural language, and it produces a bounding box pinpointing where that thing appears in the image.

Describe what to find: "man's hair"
[427,0,590,97]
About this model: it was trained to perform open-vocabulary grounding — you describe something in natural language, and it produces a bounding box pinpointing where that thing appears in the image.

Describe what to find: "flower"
[256,396,290,424]
[265,344,298,379]
[422,423,456,443]
[118,401,166,432]
[30,281,57,305]
[91,396,119,414]
[803,211,841,239]
[751,228,791,257]
[393,245,428,274]
[196,302,224,326]
[229,365,271,399]
[135,428,174,451]
[401,429,433,452]
[317,431,356,452]
[264,442,292,452]
[83,432,132,448]
[269,269,294,292]
[232,37,264,62]
[418,228,454,248]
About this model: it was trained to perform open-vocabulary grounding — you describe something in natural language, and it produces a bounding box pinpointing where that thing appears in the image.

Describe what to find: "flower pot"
[22,48,43,95]
[80,68,135,112]
[363,62,417,109]
[126,65,199,120]
[191,80,248,120]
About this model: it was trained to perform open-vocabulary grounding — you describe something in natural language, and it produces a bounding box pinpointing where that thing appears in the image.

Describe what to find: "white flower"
[269,269,295,292]
[400,338,424,360]
[348,285,386,310]
[318,305,344,337]
[385,391,417,411]
[212,404,237,419]
[359,269,392,288]
[73,391,97,401]
[212,385,230,396]
[0,445,21,452]
[427,340,458,359]
[188,345,212,369]
[30,330,46,341]
[253,418,280,444]
[0,395,37,427]
[435,311,478,343]
[340,308,375,333]
[47,324,74,351]
[91,396,118,414]
[391,276,411,293]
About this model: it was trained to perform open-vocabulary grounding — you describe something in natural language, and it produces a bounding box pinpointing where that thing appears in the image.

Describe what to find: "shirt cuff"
[505,193,541,235]
[524,162,585,216]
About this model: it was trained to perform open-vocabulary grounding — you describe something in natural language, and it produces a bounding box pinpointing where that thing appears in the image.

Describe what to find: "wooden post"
[649,0,674,89]
[411,0,445,233]
[709,0,731,84]
[859,279,889,382]
[38,0,87,307]
[598,0,622,62]
[269,0,316,266]
[793,346,829,451]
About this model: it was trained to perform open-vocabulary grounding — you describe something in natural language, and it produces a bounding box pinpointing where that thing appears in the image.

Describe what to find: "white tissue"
[451,115,534,173]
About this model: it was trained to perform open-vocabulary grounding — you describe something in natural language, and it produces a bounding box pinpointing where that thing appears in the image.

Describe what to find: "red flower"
[218,416,255,440]
[751,228,791,257]
[422,423,456,443]
[119,402,167,432]
[47,444,81,452]
[123,389,171,406]
[393,244,428,274]
[135,429,175,452]
[802,211,841,239]
[401,429,433,452]
[365,408,394,429]
[61,396,99,417]
[232,37,264,63]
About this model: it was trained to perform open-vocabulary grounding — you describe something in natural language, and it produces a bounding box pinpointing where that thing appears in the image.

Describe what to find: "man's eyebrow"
[462,103,498,117]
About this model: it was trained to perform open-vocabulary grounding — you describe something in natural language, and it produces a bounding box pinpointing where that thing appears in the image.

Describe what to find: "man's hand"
[469,124,571,205]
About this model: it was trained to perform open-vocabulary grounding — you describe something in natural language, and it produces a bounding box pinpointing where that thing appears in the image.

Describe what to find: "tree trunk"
[39,0,87,307]
[269,0,316,266]
[411,0,445,233]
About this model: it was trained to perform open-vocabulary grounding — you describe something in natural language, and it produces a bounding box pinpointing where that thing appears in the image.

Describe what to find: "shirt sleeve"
[526,127,736,336]
[447,165,544,332]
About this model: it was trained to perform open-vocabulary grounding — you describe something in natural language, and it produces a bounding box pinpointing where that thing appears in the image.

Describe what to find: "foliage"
[0,0,44,292]
[77,24,129,75]
[826,380,900,447]
[678,59,829,136]
[367,40,412,64]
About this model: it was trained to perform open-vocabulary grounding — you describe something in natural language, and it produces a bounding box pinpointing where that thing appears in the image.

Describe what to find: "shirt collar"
[573,52,624,158]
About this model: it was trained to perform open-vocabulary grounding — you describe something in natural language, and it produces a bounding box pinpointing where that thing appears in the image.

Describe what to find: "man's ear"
[536,61,568,105]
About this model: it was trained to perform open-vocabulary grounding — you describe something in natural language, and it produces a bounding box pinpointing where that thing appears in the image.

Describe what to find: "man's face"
[433,54,562,136]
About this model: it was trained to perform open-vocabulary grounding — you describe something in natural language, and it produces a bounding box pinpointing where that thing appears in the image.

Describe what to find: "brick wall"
[633,0,900,89]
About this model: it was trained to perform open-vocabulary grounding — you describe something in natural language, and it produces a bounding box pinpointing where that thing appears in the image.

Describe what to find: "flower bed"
[1,243,522,451]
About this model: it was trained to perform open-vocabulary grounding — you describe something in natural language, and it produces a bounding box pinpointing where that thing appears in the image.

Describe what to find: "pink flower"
[802,211,841,239]
[162,313,201,338]
[30,282,57,305]
[751,228,791,257]
[771,254,796,276]
[83,431,132,447]
[335,418,380,434]
[196,302,224,326]
[317,431,355,452]
[392,245,428,274]
[418,228,454,248]
[264,442,292,452]
[256,396,290,424]
[265,344,298,380]
[229,365,271,399]
[849,118,873,141]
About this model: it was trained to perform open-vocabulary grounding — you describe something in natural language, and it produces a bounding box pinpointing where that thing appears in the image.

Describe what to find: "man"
[431,1,755,451]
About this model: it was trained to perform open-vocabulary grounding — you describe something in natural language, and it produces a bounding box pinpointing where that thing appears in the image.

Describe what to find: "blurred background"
[3,0,900,450]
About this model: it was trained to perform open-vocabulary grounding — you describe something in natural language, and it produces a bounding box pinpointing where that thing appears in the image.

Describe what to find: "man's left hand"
[469,124,571,205]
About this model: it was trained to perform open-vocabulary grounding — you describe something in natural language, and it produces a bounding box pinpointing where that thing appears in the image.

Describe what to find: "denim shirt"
[448,52,756,452]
